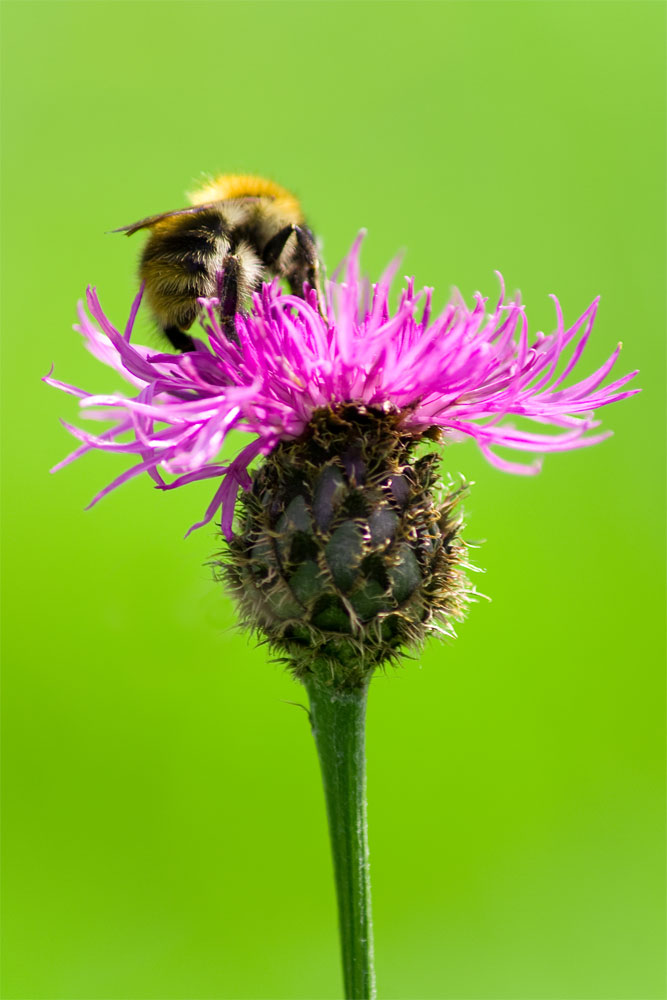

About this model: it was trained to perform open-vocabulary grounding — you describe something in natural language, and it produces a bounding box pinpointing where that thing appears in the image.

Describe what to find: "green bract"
[221,405,473,690]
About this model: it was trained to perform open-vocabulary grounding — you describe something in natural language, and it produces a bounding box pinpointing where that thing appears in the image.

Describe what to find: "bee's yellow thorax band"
[187,174,302,219]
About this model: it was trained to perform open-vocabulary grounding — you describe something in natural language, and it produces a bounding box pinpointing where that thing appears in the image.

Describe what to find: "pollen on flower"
[45,233,639,540]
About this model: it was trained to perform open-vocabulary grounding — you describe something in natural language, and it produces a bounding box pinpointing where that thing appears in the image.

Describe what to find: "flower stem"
[305,676,376,1000]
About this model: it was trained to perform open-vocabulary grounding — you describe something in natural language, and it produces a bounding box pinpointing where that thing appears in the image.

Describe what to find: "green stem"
[305,677,376,1000]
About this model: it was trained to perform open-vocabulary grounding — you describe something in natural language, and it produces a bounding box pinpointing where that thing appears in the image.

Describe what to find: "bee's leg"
[264,224,323,305]
[217,253,242,339]
[288,225,323,308]
[294,225,322,296]
[163,325,196,352]
[262,224,297,268]
[216,244,263,341]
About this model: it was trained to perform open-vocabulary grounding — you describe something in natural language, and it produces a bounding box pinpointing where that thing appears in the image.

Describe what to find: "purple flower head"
[46,233,639,539]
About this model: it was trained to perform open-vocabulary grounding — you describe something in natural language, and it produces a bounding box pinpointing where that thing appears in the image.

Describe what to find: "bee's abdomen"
[140,211,230,330]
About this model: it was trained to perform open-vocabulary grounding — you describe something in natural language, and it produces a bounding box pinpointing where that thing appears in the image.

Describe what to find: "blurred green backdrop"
[1,2,664,998]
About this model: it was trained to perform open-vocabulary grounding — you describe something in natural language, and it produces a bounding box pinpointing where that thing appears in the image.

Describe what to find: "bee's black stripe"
[143,232,218,260]
[181,255,210,276]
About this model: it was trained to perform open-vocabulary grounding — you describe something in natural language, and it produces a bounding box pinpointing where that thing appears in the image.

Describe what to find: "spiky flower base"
[221,405,470,690]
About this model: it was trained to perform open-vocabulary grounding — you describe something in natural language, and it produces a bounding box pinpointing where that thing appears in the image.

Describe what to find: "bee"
[116,174,321,351]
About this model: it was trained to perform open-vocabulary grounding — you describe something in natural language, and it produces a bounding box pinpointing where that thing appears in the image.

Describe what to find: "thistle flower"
[48,235,637,692]
[47,232,637,537]
[46,235,638,687]
[46,231,639,1000]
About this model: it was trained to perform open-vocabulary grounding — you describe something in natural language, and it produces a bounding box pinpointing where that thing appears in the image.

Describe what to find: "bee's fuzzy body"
[119,175,319,350]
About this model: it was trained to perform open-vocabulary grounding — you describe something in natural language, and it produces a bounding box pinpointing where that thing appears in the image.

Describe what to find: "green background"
[2,2,664,998]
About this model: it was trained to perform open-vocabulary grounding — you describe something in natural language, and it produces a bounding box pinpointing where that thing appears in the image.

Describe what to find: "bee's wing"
[111,202,221,236]
[112,197,264,236]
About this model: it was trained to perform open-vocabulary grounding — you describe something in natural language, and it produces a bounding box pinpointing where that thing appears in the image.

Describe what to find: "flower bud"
[221,405,471,689]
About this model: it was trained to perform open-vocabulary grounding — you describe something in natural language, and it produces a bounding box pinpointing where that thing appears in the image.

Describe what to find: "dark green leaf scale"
[219,406,471,689]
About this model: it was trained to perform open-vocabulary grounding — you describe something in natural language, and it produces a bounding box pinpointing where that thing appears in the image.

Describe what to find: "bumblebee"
[117,174,321,351]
